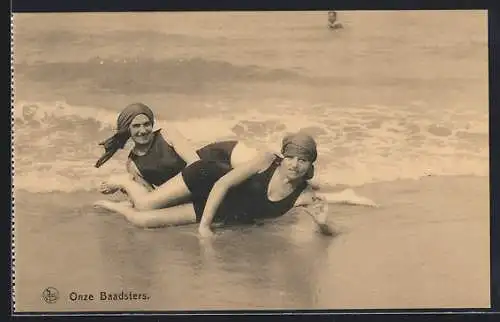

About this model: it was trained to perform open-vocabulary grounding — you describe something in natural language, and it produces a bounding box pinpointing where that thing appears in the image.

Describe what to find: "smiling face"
[128,114,153,146]
[281,155,313,181]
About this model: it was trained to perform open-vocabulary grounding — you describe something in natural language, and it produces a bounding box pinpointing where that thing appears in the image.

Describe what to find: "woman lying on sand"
[95,103,376,237]
[96,129,377,237]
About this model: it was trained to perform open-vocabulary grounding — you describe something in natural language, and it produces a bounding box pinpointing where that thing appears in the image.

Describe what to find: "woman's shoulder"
[154,128,164,138]
[153,129,172,145]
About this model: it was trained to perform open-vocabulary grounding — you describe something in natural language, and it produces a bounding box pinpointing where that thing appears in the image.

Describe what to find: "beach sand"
[13,175,490,311]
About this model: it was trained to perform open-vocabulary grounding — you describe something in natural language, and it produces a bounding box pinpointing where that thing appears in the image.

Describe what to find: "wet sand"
[13,175,490,311]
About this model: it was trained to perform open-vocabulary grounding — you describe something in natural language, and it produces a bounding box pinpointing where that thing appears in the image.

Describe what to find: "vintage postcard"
[11,10,490,313]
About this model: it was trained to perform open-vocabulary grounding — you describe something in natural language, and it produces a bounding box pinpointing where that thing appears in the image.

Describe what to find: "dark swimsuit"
[196,140,238,166]
[129,131,187,187]
[181,157,307,224]
[129,131,238,187]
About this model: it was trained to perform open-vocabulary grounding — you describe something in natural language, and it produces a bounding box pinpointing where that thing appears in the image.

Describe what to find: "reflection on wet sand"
[96,209,336,309]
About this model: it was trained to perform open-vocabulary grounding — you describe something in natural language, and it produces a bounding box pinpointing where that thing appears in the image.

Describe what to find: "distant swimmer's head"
[280,131,317,180]
[95,102,155,168]
[328,11,337,24]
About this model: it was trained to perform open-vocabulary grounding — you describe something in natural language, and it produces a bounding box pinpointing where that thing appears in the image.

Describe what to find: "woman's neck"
[266,167,303,202]
[132,144,149,156]
[132,139,155,156]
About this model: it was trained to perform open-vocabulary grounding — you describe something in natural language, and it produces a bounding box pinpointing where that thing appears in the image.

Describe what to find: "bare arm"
[99,159,153,195]
[295,185,378,236]
[126,158,155,192]
[199,153,276,232]
[163,126,200,165]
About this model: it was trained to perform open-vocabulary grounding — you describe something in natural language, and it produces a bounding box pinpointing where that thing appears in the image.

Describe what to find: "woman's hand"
[99,174,131,194]
[317,222,335,236]
[298,194,337,237]
[311,204,336,236]
[99,181,121,194]
[198,224,215,238]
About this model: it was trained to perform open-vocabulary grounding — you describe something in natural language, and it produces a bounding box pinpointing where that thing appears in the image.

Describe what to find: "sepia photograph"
[12,10,490,312]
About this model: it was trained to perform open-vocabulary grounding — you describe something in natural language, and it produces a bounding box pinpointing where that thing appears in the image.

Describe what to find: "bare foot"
[319,189,379,207]
[198,225,216,239]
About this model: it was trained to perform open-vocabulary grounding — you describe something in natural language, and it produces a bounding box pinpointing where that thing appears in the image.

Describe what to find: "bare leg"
[94,200,197,228]
[230,141,260,167]
[115,172,193,211]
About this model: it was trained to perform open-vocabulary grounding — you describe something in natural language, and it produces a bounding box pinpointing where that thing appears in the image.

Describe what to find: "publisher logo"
[42,287,59,304]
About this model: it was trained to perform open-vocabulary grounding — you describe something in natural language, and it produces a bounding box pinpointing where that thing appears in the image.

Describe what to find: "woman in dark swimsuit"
[96,102,199,192]
[96,102,260,193]
[95,132,334,237]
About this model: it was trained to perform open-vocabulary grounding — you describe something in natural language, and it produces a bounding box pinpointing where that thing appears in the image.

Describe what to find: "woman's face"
[129,114,153,145]
[281,155,312,181]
